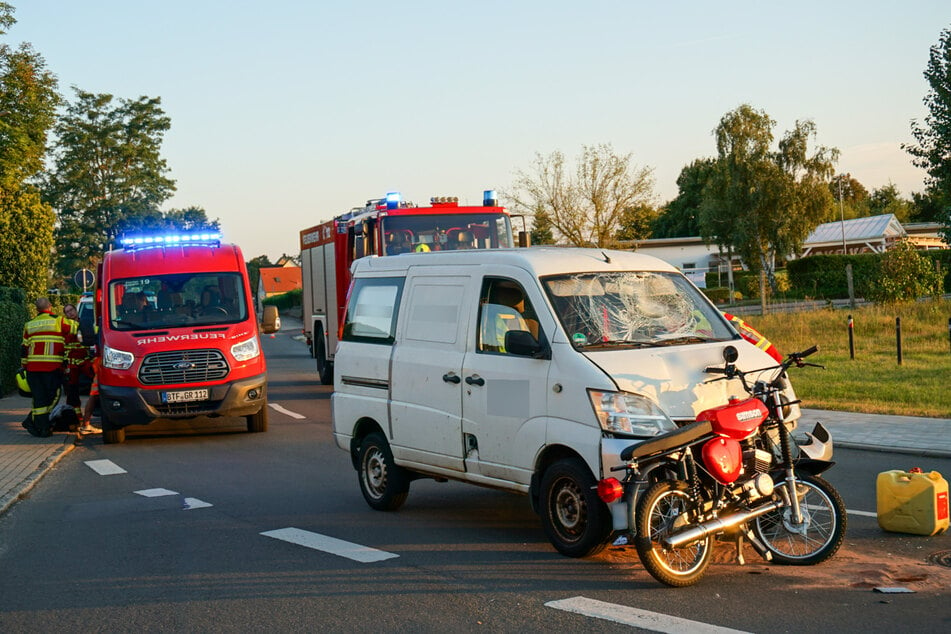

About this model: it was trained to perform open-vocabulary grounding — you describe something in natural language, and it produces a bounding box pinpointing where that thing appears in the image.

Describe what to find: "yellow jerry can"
[876,469,950,536]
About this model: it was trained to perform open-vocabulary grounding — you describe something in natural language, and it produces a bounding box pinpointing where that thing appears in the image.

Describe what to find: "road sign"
[74,268,95,291]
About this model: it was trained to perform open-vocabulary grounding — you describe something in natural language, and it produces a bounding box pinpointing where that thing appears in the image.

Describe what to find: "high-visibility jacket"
[63,317,89,367]
[722,312,782,363]
[21,310,74,372]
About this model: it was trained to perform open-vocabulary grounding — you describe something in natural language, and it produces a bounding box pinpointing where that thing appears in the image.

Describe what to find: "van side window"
[343,277,404,344]
[477,278,541,355]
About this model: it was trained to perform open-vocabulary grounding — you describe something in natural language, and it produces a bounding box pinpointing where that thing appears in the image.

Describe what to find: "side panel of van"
[388,273,472,472]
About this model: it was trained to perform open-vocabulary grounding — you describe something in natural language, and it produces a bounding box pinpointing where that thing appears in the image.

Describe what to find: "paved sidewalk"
[1,391,950,517]
[0,395,78,515]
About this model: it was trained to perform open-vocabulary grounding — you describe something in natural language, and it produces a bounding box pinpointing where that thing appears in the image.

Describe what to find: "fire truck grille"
[139,349,230,385]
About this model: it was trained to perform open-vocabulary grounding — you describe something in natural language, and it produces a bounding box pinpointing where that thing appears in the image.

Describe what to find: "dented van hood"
[582,341,797,422]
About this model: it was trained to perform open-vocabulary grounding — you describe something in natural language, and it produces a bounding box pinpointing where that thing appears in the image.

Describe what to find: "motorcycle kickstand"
[729,528,773,565]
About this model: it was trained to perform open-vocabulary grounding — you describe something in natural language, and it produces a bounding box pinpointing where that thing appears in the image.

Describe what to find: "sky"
[9,1,951,261]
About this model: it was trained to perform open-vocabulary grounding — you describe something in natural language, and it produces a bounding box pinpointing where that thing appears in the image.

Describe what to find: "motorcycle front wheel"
[754,473,846,565]
[634,480,713,587]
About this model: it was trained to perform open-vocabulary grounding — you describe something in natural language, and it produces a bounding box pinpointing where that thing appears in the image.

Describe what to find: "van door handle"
[465,375,485,386]
[442,373,461,384]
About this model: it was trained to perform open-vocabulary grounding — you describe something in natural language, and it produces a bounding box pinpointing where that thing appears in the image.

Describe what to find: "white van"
[331,248,796,557]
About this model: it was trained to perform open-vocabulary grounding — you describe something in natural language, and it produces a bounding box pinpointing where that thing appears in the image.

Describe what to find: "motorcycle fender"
[792,457,836,477]
[797,421,834,462]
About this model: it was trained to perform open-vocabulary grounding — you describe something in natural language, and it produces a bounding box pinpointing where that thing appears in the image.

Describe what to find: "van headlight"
[588,390,677,437]
[102,345,134,370]
[231,336,261,361]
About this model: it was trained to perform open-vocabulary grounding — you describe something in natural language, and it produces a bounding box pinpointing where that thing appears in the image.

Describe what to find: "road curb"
[835,441,951,460]
[0,437,78,517]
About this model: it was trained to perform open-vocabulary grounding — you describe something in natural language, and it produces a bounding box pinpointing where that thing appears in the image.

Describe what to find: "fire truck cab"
[95,233,268,443]
[300,190,516,384]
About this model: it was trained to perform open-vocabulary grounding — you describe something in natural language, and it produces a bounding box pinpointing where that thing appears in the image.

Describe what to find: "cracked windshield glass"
[542,271,736,349]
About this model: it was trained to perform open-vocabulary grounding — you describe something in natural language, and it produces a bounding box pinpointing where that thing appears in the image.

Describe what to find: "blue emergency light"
[120,232,222,248]
[483,190,498,207]
[385,192,401,210]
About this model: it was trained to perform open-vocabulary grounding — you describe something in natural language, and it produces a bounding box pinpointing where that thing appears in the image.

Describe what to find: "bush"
[786,253,882,299]
[864,240,944,303]
[262,288,302,311]
[0,287,28,396]
[703,287,743,303]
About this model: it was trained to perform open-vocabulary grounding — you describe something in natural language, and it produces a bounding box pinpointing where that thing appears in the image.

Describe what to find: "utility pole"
[838,174,848,254]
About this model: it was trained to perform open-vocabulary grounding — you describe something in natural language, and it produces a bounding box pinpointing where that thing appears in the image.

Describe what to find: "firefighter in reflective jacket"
[21,297,74,437]
[62,303,91,428]
[722,312,782,362]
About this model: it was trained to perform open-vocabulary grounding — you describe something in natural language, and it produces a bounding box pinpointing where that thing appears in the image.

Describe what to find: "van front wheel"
[540,458,611,558]
[358,432,409,511]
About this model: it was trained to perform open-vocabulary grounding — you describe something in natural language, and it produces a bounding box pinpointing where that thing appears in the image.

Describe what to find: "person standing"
[21,297,73,437]
[62,303,98,433]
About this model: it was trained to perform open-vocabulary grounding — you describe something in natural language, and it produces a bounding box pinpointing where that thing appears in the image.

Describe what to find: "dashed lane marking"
[847,508,877,518]
[546,597,750,633]
[183,497,213,510]
[133,488,212,509]
[84,459,127,475]
[268,403,306,420]
[135,488,178,497]
[261,527,399,563]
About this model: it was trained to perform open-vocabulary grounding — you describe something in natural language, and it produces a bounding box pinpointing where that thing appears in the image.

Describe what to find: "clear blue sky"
[10,1,951,260]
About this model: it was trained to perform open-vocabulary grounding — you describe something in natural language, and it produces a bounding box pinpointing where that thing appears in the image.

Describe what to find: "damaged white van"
[331,248,797,557]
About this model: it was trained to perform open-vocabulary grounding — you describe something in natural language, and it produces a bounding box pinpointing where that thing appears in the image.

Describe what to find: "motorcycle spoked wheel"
[753,473,846,565]
[634,480,713,587]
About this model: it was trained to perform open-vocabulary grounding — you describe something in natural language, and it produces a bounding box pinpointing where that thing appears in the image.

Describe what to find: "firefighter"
[62,303,97,433]
[722,312,782,362]
[21,297,74,437]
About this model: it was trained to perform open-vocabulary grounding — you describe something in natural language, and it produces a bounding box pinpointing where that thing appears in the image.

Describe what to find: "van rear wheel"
[540,458,611,557]
[314,325,333,385]
[358,432,409,511]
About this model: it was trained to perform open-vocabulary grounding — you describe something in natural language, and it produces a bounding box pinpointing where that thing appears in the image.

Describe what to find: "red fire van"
[95,233,269,443]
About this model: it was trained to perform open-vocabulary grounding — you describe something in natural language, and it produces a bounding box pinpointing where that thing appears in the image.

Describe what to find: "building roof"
[259,266,301,294]
[804,213,905,246]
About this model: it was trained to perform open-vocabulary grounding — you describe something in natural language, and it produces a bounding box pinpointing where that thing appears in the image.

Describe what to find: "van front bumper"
[99,373,268,429]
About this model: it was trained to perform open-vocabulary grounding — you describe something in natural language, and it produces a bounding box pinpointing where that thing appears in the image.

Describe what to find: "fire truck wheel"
[246,403,268,433]
[315,326,333,385]
[100,411,126,444]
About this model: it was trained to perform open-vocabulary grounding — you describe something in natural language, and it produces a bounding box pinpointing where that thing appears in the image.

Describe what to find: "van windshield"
[108,272,248,331]
[542,271,736,349]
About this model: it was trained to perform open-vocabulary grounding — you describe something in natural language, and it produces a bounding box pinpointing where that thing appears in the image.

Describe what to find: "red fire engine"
[300,190,518,384]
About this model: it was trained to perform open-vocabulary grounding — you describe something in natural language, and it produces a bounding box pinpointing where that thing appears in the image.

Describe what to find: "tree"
[43,88,176,283]
[117,206,220,235]
[528,205,555,245]
[700,104,838,291]
[904,26,951,238]
[245,255,274,302]
[864,239,944,303]
[508,144,655,247]
[0,3,59,297]
[868,183,914,221]
[828,173,869,220]
[615,201,659,242]
[652,158,716,238]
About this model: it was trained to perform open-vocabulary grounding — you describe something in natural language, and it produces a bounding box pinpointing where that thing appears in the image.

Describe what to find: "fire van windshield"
[108,272,248,331]
[381,213,513,255]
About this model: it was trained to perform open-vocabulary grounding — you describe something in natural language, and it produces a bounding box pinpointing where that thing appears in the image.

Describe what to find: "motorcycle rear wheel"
[754,474,846,565]
[634,480,713,587]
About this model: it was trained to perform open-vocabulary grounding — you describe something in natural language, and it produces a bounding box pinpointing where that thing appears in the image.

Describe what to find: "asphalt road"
[1,325,949,633]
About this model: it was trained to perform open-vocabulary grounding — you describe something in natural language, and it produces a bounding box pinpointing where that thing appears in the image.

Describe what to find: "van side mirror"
[261,305,281,334]
[504,330,550,359]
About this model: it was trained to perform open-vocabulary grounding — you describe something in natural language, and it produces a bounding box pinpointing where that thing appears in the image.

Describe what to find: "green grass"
[750,299,951,418]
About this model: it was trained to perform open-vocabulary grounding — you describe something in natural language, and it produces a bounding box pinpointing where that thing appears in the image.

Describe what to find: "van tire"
[539,458,611,558]
[246,403,268,433]
[314,324,333,385]
[100,411,126,444]
[358,432,409,511]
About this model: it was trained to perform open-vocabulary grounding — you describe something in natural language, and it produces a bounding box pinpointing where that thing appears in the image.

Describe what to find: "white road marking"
[183,497,213,510]
[135,488,178,497]
[546,597,750,633]
[84,459,127,475]
[268,403,306,420]
[847,508,877,517]
[261,527,399,563]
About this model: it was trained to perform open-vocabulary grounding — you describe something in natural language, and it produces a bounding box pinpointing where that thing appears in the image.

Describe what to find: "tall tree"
[43,88,176,282]
[508,144,655,247]
[653,158,716,238]
[118,206,220,235]
[868,183,914,222]
[0,2,59,297]
[700,104,838,290]
[904,26,951,241]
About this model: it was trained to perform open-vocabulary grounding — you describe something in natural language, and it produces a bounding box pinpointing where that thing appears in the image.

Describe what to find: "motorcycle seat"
[620,420,714,461]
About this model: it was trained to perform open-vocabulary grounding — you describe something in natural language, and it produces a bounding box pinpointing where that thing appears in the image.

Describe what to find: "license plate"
[162,389,209,403]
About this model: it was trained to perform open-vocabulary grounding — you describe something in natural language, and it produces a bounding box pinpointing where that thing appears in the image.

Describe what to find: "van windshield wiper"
[652,335,724,347]
[581,339,655,349]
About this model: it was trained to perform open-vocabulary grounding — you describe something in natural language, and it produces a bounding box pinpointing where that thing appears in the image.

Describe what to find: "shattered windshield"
[542,271,736,349]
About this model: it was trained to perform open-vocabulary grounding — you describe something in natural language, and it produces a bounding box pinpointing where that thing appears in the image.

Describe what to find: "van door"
[461,273,551,484]
[388,272,471,472]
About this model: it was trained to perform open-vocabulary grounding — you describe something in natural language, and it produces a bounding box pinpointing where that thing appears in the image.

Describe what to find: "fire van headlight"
[102,345,134,370]
[231,336,261,362]
[588,389,678,437]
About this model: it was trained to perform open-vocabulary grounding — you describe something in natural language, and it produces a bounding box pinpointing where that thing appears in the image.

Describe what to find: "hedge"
[262,288,302,311]
[0,287,28,396]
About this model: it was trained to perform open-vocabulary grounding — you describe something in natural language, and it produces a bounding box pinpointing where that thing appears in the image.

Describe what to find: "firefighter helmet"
[16,368,30,397]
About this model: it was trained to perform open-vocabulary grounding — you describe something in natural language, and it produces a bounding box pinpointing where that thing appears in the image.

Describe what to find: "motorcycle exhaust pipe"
[661,500,783,549]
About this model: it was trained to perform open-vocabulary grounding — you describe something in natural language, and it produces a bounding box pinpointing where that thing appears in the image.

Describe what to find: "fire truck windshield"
[108,273,248,331]
[381,212,512,255]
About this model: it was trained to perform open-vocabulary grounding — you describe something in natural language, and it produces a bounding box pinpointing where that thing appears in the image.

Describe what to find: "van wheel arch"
[349,418,385,469]
[530,445,584,512]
